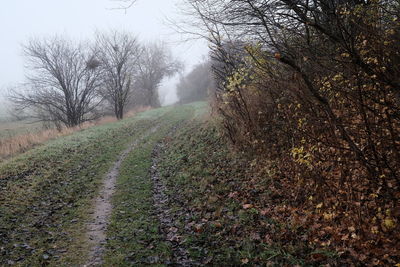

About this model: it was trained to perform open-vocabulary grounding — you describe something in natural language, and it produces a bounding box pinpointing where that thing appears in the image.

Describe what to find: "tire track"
[151,140,200,266]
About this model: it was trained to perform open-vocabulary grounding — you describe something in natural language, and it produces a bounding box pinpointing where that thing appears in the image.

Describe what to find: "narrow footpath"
[85,126,159,266]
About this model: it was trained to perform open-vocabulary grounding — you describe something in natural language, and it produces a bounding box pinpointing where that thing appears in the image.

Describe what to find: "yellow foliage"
[323,212,334,220]
[371,226,379,234]
[382,218,396,230]
[291,145,313,167]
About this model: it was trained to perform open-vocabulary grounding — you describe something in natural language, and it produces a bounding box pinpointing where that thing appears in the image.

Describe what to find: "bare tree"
[96,31,141,119]
[134,42,182,107]
[9,37,103,128]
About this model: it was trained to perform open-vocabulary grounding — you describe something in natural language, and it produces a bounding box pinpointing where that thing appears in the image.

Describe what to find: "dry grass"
[0,106,151,161]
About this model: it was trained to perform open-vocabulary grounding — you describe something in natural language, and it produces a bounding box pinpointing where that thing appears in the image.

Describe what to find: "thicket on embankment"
[191,0,400,264]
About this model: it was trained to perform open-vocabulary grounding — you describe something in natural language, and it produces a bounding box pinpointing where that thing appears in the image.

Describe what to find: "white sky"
[0,0,209,105]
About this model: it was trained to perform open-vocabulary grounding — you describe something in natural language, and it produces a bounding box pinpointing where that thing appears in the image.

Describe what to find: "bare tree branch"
[95,30,142,119]
[134,42,182,107]
[109,0,138,11]
[9,37,103,128]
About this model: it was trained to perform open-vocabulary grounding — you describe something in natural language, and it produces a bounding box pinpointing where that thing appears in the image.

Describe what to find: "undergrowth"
[158,119,341,266]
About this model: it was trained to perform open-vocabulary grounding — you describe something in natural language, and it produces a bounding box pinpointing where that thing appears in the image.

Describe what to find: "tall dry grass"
[0,106,151,161]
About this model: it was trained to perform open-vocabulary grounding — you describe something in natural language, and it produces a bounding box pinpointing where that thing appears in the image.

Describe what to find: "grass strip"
[103,104,200,266]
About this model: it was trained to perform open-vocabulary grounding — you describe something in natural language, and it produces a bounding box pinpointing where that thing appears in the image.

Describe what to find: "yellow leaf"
[371,226,379,234]
[323,212,334,220]
[382,218,396,229]
[348,226,356,232]
[369,193,378,198]
[316,203,323,209]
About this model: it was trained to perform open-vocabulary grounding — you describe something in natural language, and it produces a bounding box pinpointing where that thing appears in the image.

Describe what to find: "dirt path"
[85,126,158,267]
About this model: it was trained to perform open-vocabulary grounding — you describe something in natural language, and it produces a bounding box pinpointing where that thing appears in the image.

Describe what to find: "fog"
[0,0,208,108]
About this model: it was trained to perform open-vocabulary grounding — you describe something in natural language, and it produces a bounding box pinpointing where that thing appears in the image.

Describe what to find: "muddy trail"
[85,125,159,266]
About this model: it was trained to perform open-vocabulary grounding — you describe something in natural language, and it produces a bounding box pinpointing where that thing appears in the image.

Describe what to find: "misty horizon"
[0,0,208,107]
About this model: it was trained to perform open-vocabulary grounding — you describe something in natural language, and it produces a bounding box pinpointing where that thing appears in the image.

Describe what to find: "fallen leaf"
[348,226,356,232]
[311,253,327,262]
[260,209,269,216]
[243,204,254,209]
[213,222,222,228]
[194,224,203,233]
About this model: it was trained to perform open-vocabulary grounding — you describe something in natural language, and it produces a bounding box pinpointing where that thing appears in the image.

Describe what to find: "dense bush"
[187,0,400,264]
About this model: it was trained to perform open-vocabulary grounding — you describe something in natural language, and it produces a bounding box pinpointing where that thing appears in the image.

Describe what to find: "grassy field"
[0,102,10,122]
[0,116,119,161]
[0,101,40,140]
[0,102,340,266]
[0,114,45,160]
[0,120,42,139]
[0,104,203,266]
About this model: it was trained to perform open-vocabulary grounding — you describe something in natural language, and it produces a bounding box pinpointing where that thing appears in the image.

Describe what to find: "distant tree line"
[176,60,213,104]
[9,31,180,127]
[183,0,400,264]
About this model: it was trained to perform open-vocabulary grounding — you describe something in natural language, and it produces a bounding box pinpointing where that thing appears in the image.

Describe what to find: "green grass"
[103,104,203,266]
[2,101,331,266]
[156,116,339,266]
[0,103,208,266]
[0,104,196,266]
[103,124,172,266]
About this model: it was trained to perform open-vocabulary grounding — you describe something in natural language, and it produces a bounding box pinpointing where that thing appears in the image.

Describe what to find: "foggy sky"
[0,0,208,105]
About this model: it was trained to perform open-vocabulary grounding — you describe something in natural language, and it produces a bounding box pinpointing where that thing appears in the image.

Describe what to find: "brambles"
[185,0,400,264]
